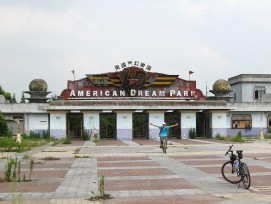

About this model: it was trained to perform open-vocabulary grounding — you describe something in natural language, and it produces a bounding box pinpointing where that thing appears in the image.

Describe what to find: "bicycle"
[162,137,167,154]
[221,144,251,189]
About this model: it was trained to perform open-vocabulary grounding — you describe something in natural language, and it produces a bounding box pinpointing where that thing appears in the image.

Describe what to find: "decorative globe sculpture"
[212,79,231,92]
[24,79,51,103]
[210,79,233,101]
[29,79,48,92]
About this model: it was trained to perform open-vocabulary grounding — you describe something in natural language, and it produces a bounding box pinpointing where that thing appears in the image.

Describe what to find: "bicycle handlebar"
[225,144,234,156]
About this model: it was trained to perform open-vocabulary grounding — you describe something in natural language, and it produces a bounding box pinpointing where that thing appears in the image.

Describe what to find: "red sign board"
[60,67,205,100]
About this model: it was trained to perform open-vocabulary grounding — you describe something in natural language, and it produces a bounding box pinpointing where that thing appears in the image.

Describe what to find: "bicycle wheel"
[240,163,251,189]
[163,139,166,154]
[221,161,242,184]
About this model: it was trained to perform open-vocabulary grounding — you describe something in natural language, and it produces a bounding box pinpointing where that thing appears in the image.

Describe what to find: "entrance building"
[3,67,271,140]
[47,64,230,140]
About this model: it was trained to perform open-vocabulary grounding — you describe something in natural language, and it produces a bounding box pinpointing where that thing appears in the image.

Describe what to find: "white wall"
[50,112,66,139]
[180,112,196,139]
[116,112,133,140]
[211,112,227,137]
[83,112,100,137]
[27,113,49,132]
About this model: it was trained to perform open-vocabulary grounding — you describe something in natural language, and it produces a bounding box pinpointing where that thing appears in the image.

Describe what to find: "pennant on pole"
[189,70,194,74]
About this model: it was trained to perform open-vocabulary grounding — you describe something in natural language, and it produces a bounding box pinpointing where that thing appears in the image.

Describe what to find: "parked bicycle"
[221,145,251,189]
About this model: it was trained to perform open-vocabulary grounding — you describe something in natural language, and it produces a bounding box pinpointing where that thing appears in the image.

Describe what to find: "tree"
[0,85,4,95]
[20,92,26,103]
[0,112,8,136]
[11,93,17,103]
[0,85,13,102]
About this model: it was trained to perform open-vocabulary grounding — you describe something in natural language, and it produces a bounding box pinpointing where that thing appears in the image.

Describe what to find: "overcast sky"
[1,0,271,101]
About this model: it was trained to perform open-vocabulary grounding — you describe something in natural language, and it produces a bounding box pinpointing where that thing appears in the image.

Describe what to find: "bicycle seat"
[236,150,243,154]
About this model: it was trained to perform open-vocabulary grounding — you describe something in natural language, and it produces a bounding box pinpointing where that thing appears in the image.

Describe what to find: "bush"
[189,128,196,139]
[29,131,40,139]
[231,131,245,142]
[82,128,89,140]
[63,136,71,144]
[0,113,8,136]
[215,133,224,140]
[0,137,17,151]
[92,133,99,143]
[42,130,50,140]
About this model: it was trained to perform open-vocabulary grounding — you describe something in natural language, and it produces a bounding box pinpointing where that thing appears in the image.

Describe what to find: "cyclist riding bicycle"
[150,122,178,148]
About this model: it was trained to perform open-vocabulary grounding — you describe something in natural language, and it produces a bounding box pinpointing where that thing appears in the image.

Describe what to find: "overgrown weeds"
[88,176,112,201]
[2,157,34,183]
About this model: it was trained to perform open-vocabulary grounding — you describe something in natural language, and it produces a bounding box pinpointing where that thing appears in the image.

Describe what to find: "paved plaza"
[1,138,271,203]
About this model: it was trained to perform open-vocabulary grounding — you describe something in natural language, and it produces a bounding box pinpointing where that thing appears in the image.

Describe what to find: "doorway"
[165,112,180,138]
[100,113,116,139]
[67,113,83,139]
[196,111,210,138]
[133,113,149,139]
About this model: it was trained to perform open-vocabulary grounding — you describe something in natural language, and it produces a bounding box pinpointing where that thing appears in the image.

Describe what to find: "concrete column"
[210,111,227,138]
[115,111,133,140]
[49,111,68,139]
[180,111,196,139]
[82,111,100,138]
[148,111,165,140]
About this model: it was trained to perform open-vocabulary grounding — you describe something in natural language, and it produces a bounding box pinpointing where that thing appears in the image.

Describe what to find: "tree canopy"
[0,85,15,103]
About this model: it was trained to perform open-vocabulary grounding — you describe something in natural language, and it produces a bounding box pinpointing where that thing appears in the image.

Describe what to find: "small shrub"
[4,157,21,182]
[231,131,245,142]
[42,130,50,140]
[63,136,71,144]
[0,113,9,136]
[215,133,224,140]
[0,137,17,152]
[29,159,34,181]
[41,157,60,160]
[92,134,99,143]
[82,128,89,141]
[189,128,196,139]
[29,131,40,139]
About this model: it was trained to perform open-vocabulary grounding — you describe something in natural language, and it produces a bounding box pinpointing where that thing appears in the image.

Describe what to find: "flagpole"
[71,70,75,81]
[206,81,208,96]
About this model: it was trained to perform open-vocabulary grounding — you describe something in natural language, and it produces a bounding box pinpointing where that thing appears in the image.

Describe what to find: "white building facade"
[1,71,271,139]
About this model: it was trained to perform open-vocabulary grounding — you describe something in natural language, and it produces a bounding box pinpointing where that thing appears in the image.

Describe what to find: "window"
[254,86,265,100]
[231,114,252,129]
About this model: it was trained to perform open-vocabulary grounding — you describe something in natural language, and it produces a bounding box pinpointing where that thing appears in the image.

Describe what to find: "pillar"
[49,111,68,139]
[180,111,196,139]
[82,111,100,138]
[116,111,133,140]
[210,111,227,138]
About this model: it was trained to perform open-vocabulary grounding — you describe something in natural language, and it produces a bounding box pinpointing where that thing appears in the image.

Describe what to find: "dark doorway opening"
[100,113,116,139]
[196,111,210,138]
[132,113,149,139]
[67,113,83,139]
[165,112,180,139]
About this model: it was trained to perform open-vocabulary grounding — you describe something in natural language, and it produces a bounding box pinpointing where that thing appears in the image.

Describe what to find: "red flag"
[189,71,194,74]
